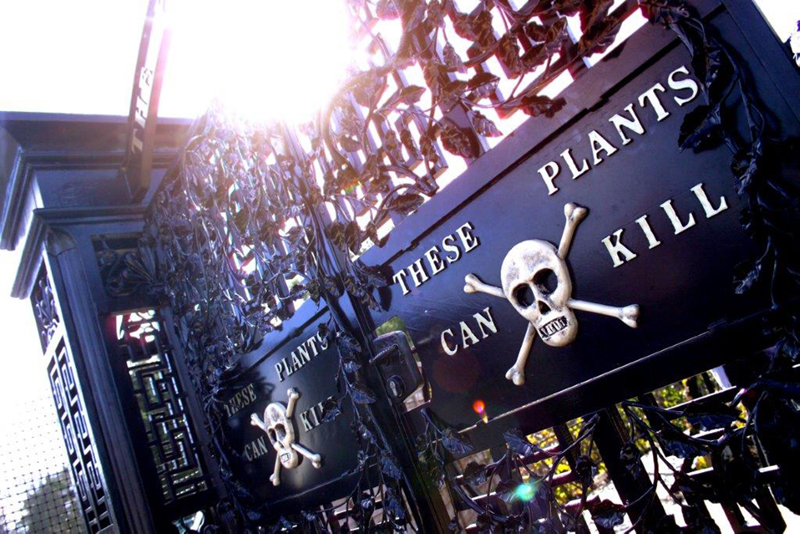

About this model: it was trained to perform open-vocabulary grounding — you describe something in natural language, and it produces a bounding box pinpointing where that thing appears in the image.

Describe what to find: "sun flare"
[166,0,355,123]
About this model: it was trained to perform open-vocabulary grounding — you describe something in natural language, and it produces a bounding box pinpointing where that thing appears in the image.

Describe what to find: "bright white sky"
[0,0,796,523]
[0,0,795,119]
[0,0,357,121]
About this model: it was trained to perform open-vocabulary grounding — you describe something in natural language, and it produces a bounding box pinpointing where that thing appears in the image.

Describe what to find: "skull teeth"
[538,316,568,339]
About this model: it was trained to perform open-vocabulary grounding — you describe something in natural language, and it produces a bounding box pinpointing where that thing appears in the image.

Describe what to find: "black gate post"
[39,225,151,533]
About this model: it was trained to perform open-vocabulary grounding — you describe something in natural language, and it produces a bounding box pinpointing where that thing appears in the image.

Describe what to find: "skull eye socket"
[273,424,287,442]
[513,285,535,308]
[533,268,558,294]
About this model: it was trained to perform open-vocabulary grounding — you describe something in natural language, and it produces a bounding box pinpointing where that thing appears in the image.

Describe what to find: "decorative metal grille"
[48,338,113,533]
[113,310,210,505]
[424,369,795,532]
[26,262,112,532]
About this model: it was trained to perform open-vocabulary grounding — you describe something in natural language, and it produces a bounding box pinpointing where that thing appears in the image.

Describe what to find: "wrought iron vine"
[134,0,800,531]
[96,236,162,299]
[142,108,411,531]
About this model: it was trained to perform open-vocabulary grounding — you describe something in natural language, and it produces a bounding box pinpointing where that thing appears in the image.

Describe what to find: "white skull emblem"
[501,240,577,347]
[265,402,299,469]
[251,388,322,486]
[464,203,640,386]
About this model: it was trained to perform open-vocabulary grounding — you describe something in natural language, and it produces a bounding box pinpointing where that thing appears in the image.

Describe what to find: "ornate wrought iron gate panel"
[128,0,800,531]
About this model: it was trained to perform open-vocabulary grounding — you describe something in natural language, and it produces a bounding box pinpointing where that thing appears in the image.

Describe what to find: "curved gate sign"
[222,311,361,507]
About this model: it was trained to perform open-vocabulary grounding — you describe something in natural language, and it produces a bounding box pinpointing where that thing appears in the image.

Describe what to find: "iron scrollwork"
[96,236,162,299]
[139,0,637,527]
[141,106,414,529]
[31,265,60,351]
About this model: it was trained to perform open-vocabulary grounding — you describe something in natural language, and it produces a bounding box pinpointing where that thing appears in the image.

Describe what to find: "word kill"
[602,182,728,267]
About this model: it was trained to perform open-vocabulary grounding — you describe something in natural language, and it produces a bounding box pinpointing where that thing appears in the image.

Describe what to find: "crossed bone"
[251,388,322,486]
[464,203,639,386]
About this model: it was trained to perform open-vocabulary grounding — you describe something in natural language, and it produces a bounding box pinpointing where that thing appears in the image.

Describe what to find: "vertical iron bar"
[592,408,673,532]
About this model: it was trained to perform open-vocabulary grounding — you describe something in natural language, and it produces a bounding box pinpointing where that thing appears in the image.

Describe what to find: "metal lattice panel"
[115,311,209,505]
[48,339,112,532]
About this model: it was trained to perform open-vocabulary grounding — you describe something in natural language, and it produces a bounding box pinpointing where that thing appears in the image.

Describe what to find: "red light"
[472,399,485,414]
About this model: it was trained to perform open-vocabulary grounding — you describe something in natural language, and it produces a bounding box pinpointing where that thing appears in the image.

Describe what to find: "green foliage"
[20,468,83,534]
[654,380,688,409]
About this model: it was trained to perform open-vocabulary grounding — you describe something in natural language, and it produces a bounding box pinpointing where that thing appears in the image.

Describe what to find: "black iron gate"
[18,0,800,531]
[135,0,800,530]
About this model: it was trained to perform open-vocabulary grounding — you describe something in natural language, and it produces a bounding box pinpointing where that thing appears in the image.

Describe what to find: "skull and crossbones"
[464,203,639,386]
[250,388,322,486]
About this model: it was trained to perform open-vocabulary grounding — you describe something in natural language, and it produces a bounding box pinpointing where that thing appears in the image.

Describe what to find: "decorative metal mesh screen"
[0,379,86,533]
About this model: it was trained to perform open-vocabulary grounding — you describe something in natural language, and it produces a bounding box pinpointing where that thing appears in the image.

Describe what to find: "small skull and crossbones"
[464,203,639,386]
[250,388,322,486]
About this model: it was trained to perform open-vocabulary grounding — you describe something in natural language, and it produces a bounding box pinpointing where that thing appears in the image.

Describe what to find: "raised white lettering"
[690,183,728,218]
[460,321,479,348]
[538,161,561,195]
[442,235,461,263]
[601,229,638,268]
[425,246,446,275]
[588,130,618,165]
[660,200,696,235]
[441,329,458,355]
[561,148,590,179]
[635,215,662,249]
[668,65,700,106]
[456,222,480,252]
[609,104,645,146]
[407,259,429,287]
[473,307,497,338]
[638,82,670,121]
[393,270,410,295]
